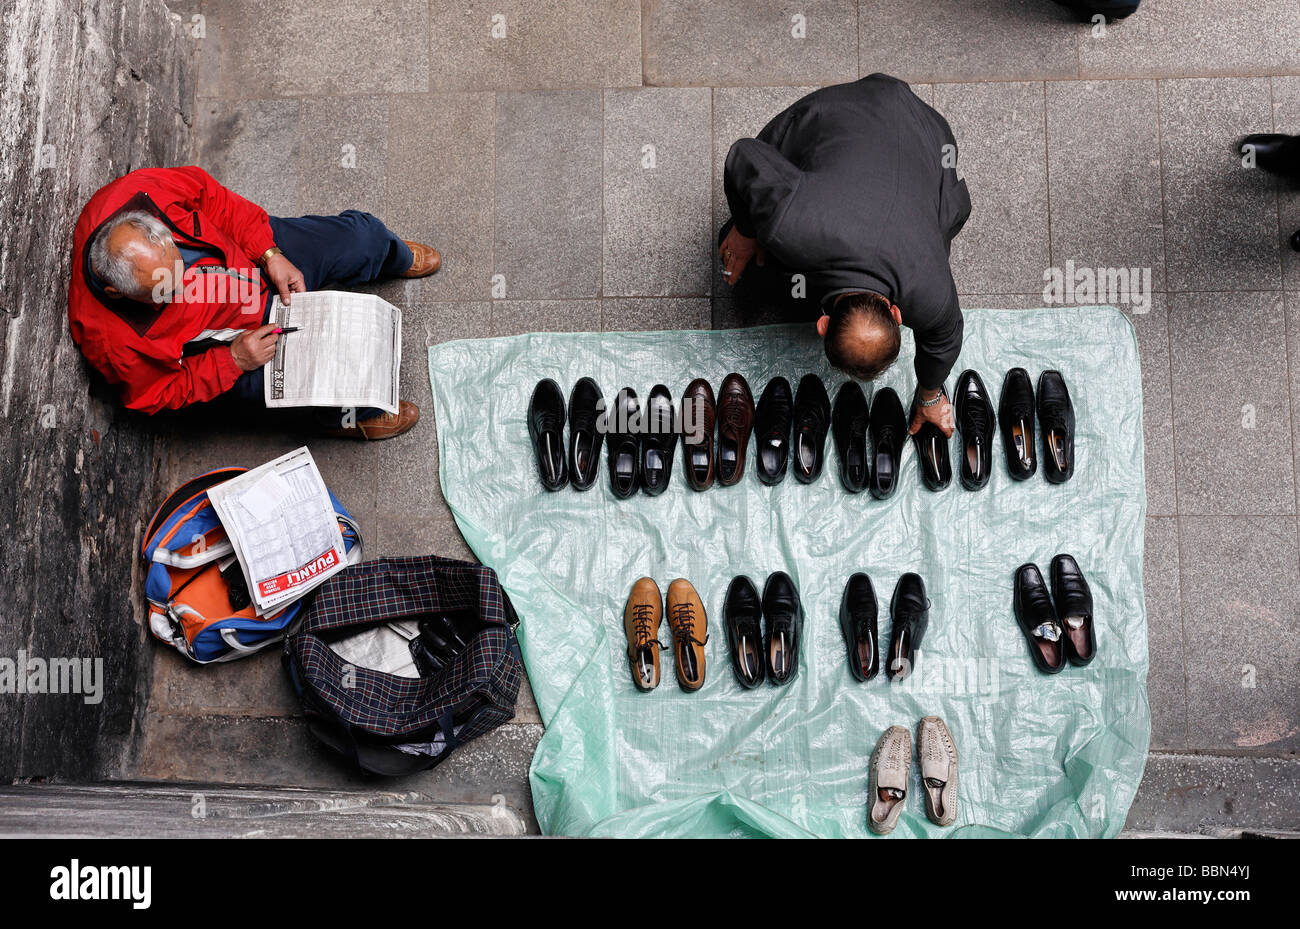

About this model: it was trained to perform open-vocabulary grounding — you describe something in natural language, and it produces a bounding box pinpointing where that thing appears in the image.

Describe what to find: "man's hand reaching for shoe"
[231,324,280,371]
[909,388,955,438]
[719,226,766,286]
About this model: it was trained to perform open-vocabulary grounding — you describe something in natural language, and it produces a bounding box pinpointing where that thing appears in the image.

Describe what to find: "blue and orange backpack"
[142,467,363,663]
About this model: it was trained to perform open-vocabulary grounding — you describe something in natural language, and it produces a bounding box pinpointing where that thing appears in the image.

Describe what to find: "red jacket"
[68,166,277,413]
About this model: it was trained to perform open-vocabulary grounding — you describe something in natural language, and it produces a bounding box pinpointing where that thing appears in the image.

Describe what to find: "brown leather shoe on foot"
[623,577,663,692]
[399,240,442,278]
[321,400,421,440]
[666,578,708,691]
[716,372,754,486]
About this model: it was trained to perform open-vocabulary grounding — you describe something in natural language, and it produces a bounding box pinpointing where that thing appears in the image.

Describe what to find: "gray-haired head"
[88,210,176,301]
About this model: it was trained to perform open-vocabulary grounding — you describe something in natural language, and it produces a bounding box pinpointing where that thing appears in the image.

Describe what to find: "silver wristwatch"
[919,390,945,408]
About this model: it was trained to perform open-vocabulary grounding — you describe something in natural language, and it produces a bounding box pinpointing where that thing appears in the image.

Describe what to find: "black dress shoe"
[754,376,793,485]
[831,381,870,493]
[528,378,567,491]
[1013,563,1066,674]
[997,367,1037,481]
[762,571,804,685]
[887,572,930,682]
[954,369,995,491]
[1051,554,1096,666]
[792,374,831,483]
[839,572,879,682]
[640,384,676,496]
[606,388,640,499]
[908,388,952,491]
[1036,370,1075,484]
[868,387,907,500]
[724,575,765,688]
[681,378,716,491]
[567,377,604,490]
[1238,133,1300,178]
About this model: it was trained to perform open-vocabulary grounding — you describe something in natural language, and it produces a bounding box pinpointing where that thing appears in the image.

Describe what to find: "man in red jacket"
[69,166,440,438]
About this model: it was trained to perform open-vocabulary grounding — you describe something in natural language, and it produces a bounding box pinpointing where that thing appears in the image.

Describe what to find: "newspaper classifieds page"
[207,447,348,616]
[264,290,401,414]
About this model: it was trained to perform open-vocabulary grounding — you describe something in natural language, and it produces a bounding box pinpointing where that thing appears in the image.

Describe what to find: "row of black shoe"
[529,367,1075,496]
[949,367,1076,491]
[725,570,933,687]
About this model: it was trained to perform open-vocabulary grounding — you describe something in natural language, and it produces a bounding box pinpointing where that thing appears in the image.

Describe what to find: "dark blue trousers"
[225,210,413,425]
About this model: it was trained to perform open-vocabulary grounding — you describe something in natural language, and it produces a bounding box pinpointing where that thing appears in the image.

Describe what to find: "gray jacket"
[724,74,971,388]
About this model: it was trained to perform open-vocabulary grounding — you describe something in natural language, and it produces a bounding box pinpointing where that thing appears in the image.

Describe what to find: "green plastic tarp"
[428,306,1149,838]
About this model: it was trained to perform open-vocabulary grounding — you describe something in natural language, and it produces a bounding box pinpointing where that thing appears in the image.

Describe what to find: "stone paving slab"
[643,0,858,87]
[1158,77,1282,293]
[494,91,603,299]
[858,0,1080,83]
[1176,516,1300,752]
[428,0,641,91]
[1168,292,1295,515]
[603,87,713,297]
[935,81,1051,295]
[196,0,430,98]
[1077,0,1300,80]
[1143,516,1187,749]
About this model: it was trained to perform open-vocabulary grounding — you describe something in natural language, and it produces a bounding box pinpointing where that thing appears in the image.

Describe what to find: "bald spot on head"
[839,312,897,370]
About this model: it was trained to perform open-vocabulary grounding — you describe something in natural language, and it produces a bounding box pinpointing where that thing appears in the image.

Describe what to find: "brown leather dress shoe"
[320,400,421,440]
[623,577,663,692]
[666,578,708,691]
[715,372,754,487]
[681,379,716,491]
[398,240,442,278]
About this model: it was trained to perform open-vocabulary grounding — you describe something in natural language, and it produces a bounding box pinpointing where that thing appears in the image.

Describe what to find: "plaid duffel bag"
[284,555,523,776]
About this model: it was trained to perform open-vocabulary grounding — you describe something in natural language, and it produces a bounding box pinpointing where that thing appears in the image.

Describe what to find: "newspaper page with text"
[264,290,401,413]
[207,447,348,616]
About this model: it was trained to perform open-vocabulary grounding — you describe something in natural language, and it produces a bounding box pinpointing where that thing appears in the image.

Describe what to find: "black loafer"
[528,378,567,491]
[1037,370,1076,484]
[954,369,995,491]
[832,381,870,493]
[724,575,765,689]
[868,387,907,499]
[908,388,952,491]
[998,368,1037,480]
[754,376,793,485]
[762,571,804,686]
[792,374,831,483]
[640,384,676,496]
[1013,563,1066,674]
[1051,554,1096,666]
[567,377,604,490]
[887,572,930,682]
[839,572,879,682]
[606,388,640,499]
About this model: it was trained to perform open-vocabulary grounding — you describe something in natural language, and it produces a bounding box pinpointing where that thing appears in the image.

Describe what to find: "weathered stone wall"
[0,0,195,779]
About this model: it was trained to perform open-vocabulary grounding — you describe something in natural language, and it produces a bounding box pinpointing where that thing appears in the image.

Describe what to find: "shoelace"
[670,601,707,646]
[631,602,661,650]
[720,401,748,433]
[1039,399,1069,430]
[571,398,599,434]
[963,399,990,437]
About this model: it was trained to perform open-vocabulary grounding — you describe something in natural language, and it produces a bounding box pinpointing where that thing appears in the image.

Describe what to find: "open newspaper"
[265,290,401,414]
[207,447,348,616]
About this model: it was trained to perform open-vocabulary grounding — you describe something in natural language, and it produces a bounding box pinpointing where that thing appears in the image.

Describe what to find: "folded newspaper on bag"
[207,447,347,616]
[264,290,401,414]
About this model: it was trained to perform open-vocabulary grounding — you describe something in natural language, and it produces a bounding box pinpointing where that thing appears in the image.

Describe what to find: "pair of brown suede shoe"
[623,577,708,692]
[680,374,754,490]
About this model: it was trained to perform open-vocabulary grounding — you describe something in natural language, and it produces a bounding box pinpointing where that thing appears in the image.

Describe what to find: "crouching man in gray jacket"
[720,74,971,438]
